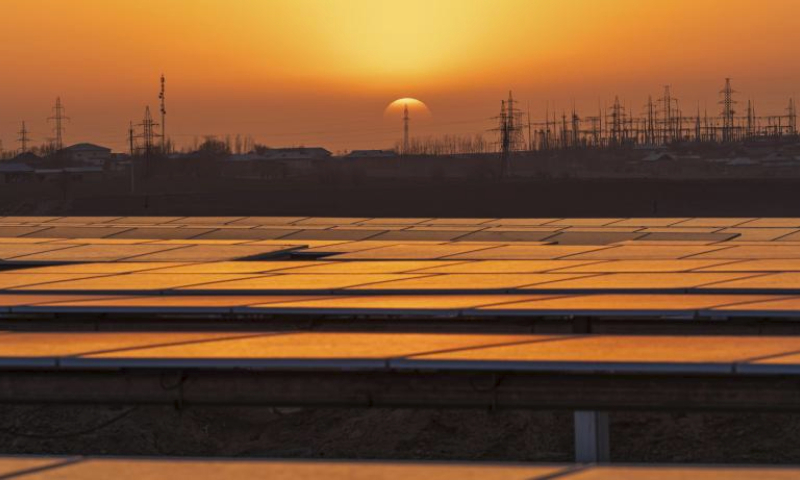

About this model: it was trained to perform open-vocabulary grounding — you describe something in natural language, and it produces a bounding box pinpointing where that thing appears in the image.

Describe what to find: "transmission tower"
[402,104,410,155]
[17,121,30,154]
[787,98,797,135]
[643,96,657,145]
[48,97,69,150]
[159,74,167,153]
[608,96,625,146]
[720,78,737,143]
[135,107,159,177]
[659,86,679,145]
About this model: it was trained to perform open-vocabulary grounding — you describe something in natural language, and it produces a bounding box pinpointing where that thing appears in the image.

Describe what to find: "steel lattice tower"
[720,78,737,143]
[17,121,30,154]
[48,97,69,150]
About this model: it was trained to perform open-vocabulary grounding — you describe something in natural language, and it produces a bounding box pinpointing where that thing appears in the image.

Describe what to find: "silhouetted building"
[61,143,112,166]
[344,150,398,159]
[0,163,34,183]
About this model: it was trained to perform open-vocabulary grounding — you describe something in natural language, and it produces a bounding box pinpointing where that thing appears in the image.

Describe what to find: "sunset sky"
[1,0,799,153]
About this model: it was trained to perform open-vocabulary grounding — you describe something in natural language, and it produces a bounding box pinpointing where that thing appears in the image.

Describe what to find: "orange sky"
[1,0,799,153]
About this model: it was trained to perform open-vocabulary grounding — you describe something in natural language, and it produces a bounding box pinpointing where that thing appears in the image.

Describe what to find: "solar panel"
[482,218,560,226]
[0,226,53,237]
[455,230,558,242]
[698,259,800,272]
[13,262,185,274]
[297,241,416,254]
[73,332,539,369]
[108,227,215,240]
[545,218,623,227]
[10,457,565,480]
[191,228,299,241]
[420,218,495,226]
[242,294,558,314]
[357,217,433,225]
[164,217,246,226]
[554,259,732,273]
[546,232,645,245]
[126,245,299,262]
[692,245,800,259]
[446,245,610,260]
[178,274,427,292]
[368,260,594,274]
[26,294,332,313]
[102,216,186,225]
[717,228,798,242]
[673,218,756,228]
[146,261,330,274]
[0,293,131,309]
[282,260,462,274]
[697,272,800,292]
[518,272,756,291]
[565,245,731,260]
[736,218,800,228]
[637,232,739,242]
[711,297,800,316]
[45,217,125,225]
[7,244,187,263]
[347,273,590,292]
[370,230,475,241]
[279,229,386,241]
[0,216,63,224]
[474,293,780,315]
[0,244,81,261]
[294,217,372,225]
[0,332,250,367]
[0,457,72,477]
[397,335,800,374]
[27,227,134,238]
[606,218,688,227]
[15,273,266,292]
[566,465,800,480]
[227,216,308,226]
[331,244,498,260]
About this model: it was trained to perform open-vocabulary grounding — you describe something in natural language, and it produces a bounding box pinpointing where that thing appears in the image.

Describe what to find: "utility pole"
[787,98,797,136]
[159,74,167,153]
[48,97,69,151]
[17,121,30,154]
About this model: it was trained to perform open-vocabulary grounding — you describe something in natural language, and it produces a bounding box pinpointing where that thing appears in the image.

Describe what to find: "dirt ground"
[1,406,799,464]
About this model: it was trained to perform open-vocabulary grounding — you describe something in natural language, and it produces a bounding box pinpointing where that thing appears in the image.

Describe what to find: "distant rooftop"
[62,143,112,153]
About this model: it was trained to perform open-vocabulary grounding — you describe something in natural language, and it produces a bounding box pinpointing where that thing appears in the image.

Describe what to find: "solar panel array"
[4,217,800,466]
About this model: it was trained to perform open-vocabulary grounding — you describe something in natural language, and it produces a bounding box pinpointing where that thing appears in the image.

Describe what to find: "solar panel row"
[4,331,800,374]
[0,456,797,480]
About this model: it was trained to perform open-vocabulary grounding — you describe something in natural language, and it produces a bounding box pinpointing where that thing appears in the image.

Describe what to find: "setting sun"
[384,98,432,119]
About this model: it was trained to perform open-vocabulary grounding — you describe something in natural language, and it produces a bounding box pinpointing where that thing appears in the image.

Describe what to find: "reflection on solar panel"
[349,273,591,292]
[520,272,756,291]
[566,245,731,260]
[15,273,266,292]
[399,335,800,373]
[179,274,428,292]
[242,294,556,313]
[9,244,187,263]
[475,294,778,315]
